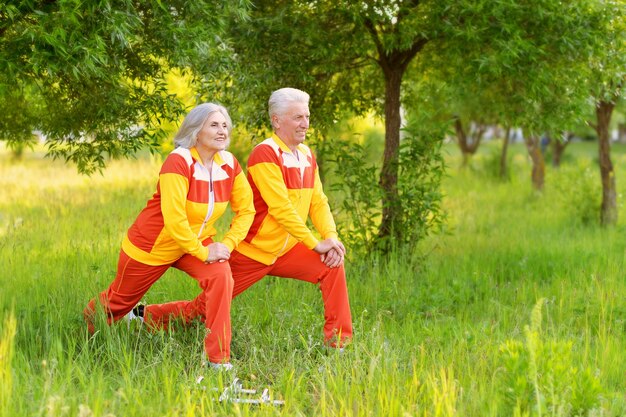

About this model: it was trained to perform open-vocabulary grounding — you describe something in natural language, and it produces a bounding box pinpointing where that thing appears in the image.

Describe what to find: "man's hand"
[205,242,231,264]
[313,238,346,268]
[321,248,345,268]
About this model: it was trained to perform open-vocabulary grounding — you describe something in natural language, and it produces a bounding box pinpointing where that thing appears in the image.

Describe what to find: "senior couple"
[84,88,353,370]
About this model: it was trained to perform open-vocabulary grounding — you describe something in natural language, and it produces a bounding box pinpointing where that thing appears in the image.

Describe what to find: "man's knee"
[320,263,346,280]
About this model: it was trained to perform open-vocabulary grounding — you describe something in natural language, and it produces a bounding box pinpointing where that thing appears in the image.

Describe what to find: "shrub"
[497,299,604,416]
[326,116,445,254]
[552,160,602,226]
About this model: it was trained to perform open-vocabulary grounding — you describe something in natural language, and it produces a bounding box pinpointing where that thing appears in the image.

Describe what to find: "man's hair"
[268,88,310,122]
[174,103,232,149]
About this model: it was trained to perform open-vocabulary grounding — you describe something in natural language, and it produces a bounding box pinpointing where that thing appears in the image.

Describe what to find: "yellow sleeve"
[309,166,339,240]
[249,161,319,249]
[160,173,209,262]
[221,172,255,252]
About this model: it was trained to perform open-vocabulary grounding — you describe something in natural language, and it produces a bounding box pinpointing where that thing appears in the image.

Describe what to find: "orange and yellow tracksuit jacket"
[237,134,338,265]
[122,147,255,266]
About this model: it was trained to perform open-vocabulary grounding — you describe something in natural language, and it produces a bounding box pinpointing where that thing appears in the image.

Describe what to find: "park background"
[1,1,626,416]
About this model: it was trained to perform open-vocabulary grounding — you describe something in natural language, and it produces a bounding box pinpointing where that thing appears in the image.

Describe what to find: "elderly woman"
[84,103,254,370]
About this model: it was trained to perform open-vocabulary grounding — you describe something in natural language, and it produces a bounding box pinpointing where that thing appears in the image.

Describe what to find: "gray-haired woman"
[84,103,255,370]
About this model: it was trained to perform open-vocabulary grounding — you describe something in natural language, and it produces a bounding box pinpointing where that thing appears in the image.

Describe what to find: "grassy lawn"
[1,139,626,416]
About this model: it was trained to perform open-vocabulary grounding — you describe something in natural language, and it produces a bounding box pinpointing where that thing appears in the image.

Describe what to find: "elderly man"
[141,87,353,350]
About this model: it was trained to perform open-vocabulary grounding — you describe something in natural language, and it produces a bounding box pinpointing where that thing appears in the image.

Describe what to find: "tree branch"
[363,16,384,65]
[401,37,428,68]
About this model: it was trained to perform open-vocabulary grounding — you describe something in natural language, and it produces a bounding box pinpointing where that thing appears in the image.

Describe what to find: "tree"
[453,117,487,167]
[587,0,626,226]
[550,132,573,168]
[435,0,598,191]
[0,1,248,173]
[226,0,611,242]
[523,134,547,190]
[499,127,512,179]
[225,1,447,244]
[446,85,501,168]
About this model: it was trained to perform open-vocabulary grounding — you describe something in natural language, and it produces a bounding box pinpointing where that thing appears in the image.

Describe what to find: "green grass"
[1,140,626,416]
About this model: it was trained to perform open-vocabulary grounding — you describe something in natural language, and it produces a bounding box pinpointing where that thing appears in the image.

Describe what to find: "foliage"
[5,132,38,160]
[392,116,446,247]
[589,1,626,225]
[224,0,383,131]
[479,143,513,182]
[0,0,250,174]
[587,0,626,105]
[4,0,620,245]
[497,299,604,416]
[328,139,382,253]
[433,0,601,135]
[327,113,445,254]
[552,160,603,226]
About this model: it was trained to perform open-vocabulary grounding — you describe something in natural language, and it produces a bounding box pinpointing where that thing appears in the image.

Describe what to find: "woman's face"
[196,111,230,153]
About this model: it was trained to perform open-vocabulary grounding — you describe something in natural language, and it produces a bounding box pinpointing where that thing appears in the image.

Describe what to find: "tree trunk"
[524,135,545,191]
[378,67,403,239]
[551,133,572,167]
[595,100,617,225]
[365,22,427,242]
[454,117,484,166]
[473,123,487,152]
[499,126,511,179]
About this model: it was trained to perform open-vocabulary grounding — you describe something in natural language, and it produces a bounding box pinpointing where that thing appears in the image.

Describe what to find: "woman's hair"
[268,88,310,123]
[173,103,232,149]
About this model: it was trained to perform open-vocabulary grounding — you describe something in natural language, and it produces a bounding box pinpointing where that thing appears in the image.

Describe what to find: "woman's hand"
[205,242,231,264]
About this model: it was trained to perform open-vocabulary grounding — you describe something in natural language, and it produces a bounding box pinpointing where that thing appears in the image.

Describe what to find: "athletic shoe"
[208,362,234,371]
[125,305,144,325]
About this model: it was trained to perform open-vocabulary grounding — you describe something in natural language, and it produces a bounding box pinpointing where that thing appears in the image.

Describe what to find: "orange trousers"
[145,243,353,346]
[83,249,233,363]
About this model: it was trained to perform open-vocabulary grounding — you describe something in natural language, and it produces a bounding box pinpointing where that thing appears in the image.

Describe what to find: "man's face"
[273,102,310,150]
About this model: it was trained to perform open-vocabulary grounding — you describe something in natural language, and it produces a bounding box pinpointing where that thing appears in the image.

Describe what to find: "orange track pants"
[145,243,353,346]
[83,249,233,363]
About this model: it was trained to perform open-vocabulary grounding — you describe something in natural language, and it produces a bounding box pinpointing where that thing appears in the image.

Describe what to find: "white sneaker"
[208,362,233,371]
[125,309,144,324]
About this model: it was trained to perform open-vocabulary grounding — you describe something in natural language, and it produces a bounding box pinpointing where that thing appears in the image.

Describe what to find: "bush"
[552,160,602,226]
[326,115,446,254]
[497,299,604,416]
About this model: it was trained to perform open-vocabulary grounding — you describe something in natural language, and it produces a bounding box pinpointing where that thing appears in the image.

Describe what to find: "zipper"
[197,164,214,238]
